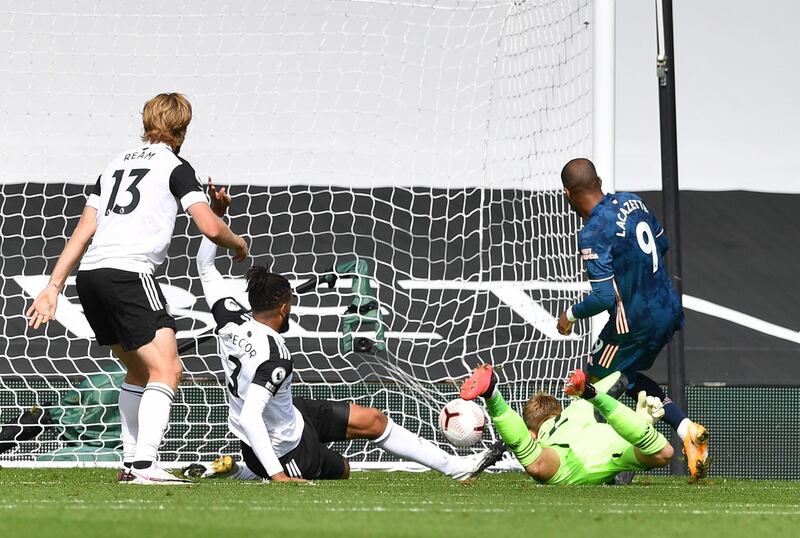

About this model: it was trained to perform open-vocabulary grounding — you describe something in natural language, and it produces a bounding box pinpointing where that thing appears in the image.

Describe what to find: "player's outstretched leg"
[625,373,709,480]
[565,369,671,469]
[460,365,541,470]
[364,409,492,482]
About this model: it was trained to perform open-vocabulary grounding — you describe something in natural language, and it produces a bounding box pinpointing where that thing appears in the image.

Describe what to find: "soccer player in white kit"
[26,93,249,484]
[196,182,502,482]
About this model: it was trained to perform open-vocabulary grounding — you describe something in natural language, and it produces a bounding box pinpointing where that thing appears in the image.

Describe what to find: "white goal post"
[0,0,611,468]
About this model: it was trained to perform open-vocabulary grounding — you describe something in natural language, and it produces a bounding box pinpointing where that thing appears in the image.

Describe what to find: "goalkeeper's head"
[141,92,193,152]
[522,392,562,438]
[246,267,293,334]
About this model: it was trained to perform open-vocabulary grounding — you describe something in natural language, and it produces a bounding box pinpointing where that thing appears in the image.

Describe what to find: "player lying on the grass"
[195,182,501,482]
[461,364,672,485]
[26,93,248,484]
[556,158,709,479]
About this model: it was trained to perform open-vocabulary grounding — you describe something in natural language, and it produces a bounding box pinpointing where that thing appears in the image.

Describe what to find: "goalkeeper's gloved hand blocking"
[635,391,665,424]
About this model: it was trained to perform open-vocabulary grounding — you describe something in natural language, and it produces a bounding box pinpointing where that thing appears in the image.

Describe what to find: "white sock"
[227,464,261,481]
[676,418,692,441]
[373,417,460,477]
[133,382,175,464]
[118,383,144,463]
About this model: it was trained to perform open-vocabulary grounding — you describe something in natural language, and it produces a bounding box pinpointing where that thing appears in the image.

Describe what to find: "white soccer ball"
[438,399,486,447]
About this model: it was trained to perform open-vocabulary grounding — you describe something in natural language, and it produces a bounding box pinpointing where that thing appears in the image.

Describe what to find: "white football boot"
[130,463,193,485]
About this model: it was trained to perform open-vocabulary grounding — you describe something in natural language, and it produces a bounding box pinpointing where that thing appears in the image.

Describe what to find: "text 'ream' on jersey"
[81,142,206,274]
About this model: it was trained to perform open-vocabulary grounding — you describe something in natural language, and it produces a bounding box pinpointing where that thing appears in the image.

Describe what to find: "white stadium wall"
[0,0,591,191]
[3,0,799,192]
[614,0,800,194]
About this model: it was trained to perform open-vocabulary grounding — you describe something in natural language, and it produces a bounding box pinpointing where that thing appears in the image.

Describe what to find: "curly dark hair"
[245,266,292,313]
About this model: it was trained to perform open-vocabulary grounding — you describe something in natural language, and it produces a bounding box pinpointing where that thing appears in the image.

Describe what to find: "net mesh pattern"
[0,0,594,464]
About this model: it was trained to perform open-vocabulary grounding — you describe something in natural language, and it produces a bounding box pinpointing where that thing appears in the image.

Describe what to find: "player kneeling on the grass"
[461,364,672,485]
[197,183,499,482]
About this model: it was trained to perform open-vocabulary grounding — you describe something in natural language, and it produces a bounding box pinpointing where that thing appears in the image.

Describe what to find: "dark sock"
[582,380,597,400]
[483,371,498,399]
[660,400,688,432]
[132,460,153,470]
[625,372,666,400]
[625,372,688,432]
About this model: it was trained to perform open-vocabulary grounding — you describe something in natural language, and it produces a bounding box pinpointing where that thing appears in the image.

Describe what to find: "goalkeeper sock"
[625,373,689,436]
[587,391,667,455]
[485,393,540,466]
[373,417,462,477]
[119,383,144,463]
[133,382,174,464]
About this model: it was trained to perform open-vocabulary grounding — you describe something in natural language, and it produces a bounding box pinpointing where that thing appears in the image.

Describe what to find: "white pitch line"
[1,499,799,517]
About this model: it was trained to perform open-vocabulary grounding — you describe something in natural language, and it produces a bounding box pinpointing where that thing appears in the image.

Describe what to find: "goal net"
[0,0,594,467]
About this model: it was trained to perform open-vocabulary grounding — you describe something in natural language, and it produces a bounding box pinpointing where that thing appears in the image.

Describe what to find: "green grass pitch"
[1,469,798,537]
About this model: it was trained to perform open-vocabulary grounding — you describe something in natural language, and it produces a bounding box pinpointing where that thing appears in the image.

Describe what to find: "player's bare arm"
[188,199,248,262]
[196,178,245,308]
[26,204,98,329]
[522,445,560,482]
[238,384,308,484]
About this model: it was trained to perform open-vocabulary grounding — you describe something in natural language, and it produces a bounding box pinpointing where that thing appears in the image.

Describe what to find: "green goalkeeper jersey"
[535,379,650,485]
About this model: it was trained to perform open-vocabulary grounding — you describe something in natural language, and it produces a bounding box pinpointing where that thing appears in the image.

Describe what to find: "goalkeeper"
[460,365,673,485]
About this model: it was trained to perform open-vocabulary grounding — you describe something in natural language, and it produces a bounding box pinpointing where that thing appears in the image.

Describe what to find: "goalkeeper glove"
[636,391,665,424]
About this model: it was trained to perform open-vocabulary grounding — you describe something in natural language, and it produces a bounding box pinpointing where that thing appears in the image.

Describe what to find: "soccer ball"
[438,399,486,447]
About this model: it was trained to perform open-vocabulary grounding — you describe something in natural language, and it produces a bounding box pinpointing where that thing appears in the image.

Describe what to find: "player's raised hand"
[208,177,231,217]
[557,310,574,336]
[26,284,60,329]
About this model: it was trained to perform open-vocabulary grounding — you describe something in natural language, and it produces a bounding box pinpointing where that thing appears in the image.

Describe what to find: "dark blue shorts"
[586,336,664,381]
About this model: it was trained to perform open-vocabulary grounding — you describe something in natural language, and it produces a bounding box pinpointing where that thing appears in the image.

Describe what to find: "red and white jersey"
[81,142,206,274]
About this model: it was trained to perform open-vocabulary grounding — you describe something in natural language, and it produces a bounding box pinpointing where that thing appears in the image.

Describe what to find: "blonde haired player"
[461,364,673,485]
[27,93,248,484]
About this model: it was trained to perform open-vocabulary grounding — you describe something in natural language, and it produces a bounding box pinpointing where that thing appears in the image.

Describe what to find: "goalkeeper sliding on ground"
[460,365,673,485]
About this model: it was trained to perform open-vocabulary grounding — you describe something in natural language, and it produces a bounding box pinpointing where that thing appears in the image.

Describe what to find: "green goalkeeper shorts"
[537,399,649,485]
